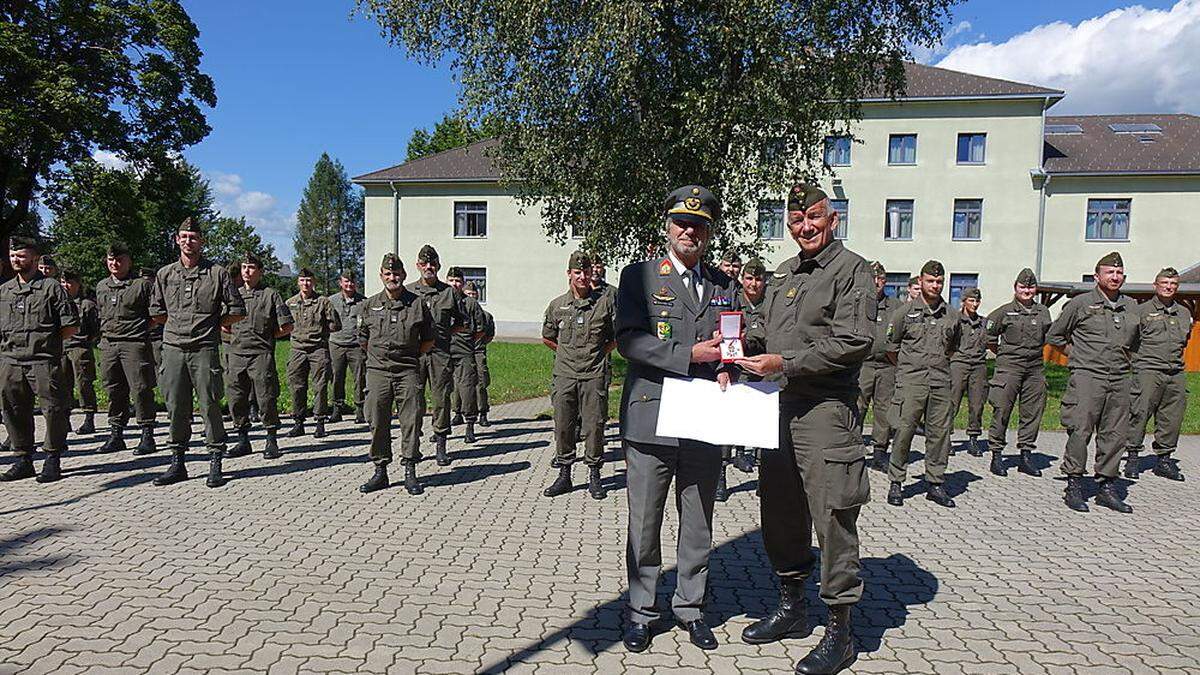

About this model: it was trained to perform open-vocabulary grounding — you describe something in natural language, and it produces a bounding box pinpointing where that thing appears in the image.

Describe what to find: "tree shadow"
[0,526,78,578]
[418,461,532,489]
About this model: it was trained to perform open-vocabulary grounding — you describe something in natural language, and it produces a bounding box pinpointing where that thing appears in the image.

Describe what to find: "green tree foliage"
[360,0,956,260]
[294,153,363,294]
[406,113,501,161]
[0,0,216,252]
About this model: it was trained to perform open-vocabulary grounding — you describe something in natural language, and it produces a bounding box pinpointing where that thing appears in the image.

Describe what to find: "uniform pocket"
[1059,373,1078,430]
[822,443,871,510]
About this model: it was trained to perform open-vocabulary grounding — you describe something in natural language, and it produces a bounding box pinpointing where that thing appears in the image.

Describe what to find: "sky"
[145,0,1194,264]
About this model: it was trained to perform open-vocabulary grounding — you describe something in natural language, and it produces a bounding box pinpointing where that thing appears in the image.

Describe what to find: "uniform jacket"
[474,309,495,355]
[63,293,99,350]
[885,296,962,388]
[230,284,293,356]
[328,292,367,347]
[151,259,246,350]
[360,288,433,372]
[406,279,463,354]
[1130,297,1192,373]
[868,293,903,364]
[96,273,155,342]
[986,299,1051,371]
[451,294,487,357]
[1047,287,1137,376]
[286,293,340,351]
[0,273,80,364]
[950,311,988,366]
[543,288,615,381]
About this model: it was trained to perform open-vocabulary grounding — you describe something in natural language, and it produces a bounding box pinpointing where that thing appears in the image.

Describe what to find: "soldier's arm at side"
[984,306,1005,352]
[1046,298,1077,355]
[541,299,559,351]
[54,284,81,340]
[149,270,168,324]
[883,302,905,365]
[274,290,295,338]
[614,265,692,375]
[219,267,246,327]
[326,299,342,333]
[418,302,436,353]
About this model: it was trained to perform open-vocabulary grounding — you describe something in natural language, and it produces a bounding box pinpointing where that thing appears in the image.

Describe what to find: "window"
[953,199,983,240]
[1046,124,1083,135]
[956,133,986,164]
[758,200,784,240]
[461,267,488,303]
[570,222,584,239]
[830,199,849,240]
[1082,274,1095,283]
[1086,199,1131,241]
[824,136,852,166]
[1109,123,1161,134]
[453,201,488,237]
[888,134,917,165]
[884,272,910,299]
[949,273,979,308]
[884,200,914,240]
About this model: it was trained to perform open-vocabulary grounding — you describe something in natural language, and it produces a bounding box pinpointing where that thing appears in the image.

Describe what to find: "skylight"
[1109,123,1162,134]
[1045,124,1083,135]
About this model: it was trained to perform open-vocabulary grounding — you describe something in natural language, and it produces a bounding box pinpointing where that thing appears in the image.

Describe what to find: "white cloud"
[92,150,129,171]
[936,0,1200,114]
[203,169,296,264]
[909,20,975,64]
[208,171,244,198]
[235,190,277,215]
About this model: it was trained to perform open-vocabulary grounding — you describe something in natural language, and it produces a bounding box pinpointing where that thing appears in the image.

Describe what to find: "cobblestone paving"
[1,398,1198,674]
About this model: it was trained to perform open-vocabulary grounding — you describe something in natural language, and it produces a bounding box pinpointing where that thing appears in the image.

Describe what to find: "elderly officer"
[94,241,158,455]
[60,269,100,436]
[224,252,293,459]
[328,271,367,424]
[149,217,246,488]
[463,282,495,426]
[617,185,733,653]
[1124,267,1192,482]
[859,260,902,471]
[884,260,961,509]
[542,250,616,500]
[445,266,485,444]
[408,245,465,465]
[359,254,434,495]
[985,268,1051,477]
[0,237,79,483]
[735,184,872,674]
[1048,252,1138,513]
[949,287,988,458]
[286,268,339,439]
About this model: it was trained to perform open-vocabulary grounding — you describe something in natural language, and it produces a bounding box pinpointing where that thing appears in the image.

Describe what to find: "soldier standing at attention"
[949,287,988,458]
[149,218,246,488]
[884,260,961,509]
[618,185,732,654]
[463,282,495,426]
[736,184,873,674]
[906,276,920,303]
[60,269,100,436]
[286,268,339,440]
[328,272,367,424]
[590,254,618,433]
[542,251,616,500]
[1124,267,1191,482]
[445,266,485,444]
[224,252,293,460]
[985,269,1050,478]
[142,267,165,374]
[94,241,158,455]
[0,237,79,483]
[408,245,464,466]
[859,261,902,472]
[358,254,434,495]
[1048,252,1137,513]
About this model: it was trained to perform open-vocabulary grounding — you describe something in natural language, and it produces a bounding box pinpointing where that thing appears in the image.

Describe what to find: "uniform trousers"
[987,364,1047,454]
[286,345,331,421]
[226,351,281,429]
[0,361,70,454]
[889,384,954,484]
[949,361,987,437]
[551,375,606,466]
[99,339,157,429]
[367,368,421,464]
[858,361,896,449]
[330,342,366,409]
[1060,370,1129,478]
[1127,369,1187,455]
[418,350,454,436]
[160,345,226,453]
[63,346,98,413]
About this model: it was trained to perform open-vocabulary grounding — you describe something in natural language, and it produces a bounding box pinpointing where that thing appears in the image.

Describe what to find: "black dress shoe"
[623,622,651,653]
[678,618,718,650]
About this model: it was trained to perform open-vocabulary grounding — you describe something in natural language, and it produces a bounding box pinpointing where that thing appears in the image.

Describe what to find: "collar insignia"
[658,259,672,276]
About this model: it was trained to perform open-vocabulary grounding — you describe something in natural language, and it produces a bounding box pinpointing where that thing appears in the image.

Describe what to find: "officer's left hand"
[735,353,784,376]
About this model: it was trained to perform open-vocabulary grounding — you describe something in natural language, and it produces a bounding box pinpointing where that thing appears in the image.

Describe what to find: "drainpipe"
[1035,173,1050,278]
[389,181,400,254]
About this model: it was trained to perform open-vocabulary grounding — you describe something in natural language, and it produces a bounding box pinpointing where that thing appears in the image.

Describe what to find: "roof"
[353,138,501,184]
[1181,262,1200,284]
[862,62,1063,101]
[1044,114,1200,176]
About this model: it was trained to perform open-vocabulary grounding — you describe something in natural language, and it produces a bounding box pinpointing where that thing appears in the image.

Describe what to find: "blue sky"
[170,0,1192,264]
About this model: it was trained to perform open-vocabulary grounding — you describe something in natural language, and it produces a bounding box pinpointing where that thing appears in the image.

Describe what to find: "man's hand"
[717,371,731,391]
[736,353,784,376]
[690,335,722,363]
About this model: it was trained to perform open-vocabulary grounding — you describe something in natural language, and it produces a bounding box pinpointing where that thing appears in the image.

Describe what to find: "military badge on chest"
[656,321,672,341]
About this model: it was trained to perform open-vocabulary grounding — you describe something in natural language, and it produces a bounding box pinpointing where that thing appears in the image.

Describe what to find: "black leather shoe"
[967,436,985,457]
[925,484,955,508]
[1153,455,1185,481]
[623,622,651,653]
[742,578,809,644]
[1064,476,1089,512]
[886,481,903,507]
[36,453,62,483]
[98,428,126,454]
[133,427,156,456]
[870,447,888,472]
[360,464,389,493]
[206,453,226,488]
[464,421,476,444]
[404,462,423,495]
[314,420,327,439]
[677,618,717,650]
[451,413,464,426]
[329,408,343,423]
[287,420,305,438]
[1095,479,1132,513]
[543,464,572,497]
[0,455,35,481]
[588,465,606,500]
[478,412,490,427]
[248,404,261,423]
[794,606,856,674]
[226,430,252,458]
[1017,449,1042,477]
[153,451,188,486]
[76,414,96,435]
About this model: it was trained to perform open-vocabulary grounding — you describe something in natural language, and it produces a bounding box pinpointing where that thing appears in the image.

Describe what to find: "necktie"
[687,270,701,302]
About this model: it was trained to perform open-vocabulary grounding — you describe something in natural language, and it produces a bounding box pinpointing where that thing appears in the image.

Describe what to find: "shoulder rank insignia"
[658,259,673,276]
[773,271,788,280]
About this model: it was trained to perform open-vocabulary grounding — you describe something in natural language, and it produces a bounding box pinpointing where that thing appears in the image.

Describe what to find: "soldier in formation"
[329,271,367,424]
[460,282,494,426]
[60,269,100,435]
[408,245,463,465]
[860,260,902,471]
[949,287,988,457]
[445,266,485,444]
[285,268,339,439]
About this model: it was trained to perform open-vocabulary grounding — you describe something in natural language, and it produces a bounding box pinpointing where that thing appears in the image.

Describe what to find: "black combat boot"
[887,481,903,507]
[354,405,365,424]
[1153,454,1185,481]
[263,429,281,459]
[967,436,984,457]
[1017,449,1041,477]
[543,464,572,497]
[1094,478,1132,513]
[734,447,756,473]
[206,452,226,488]
[451,412,464,426]
[0,454,35,481]
[133,426,156,456]
[360,463,389,493]
[226,428,252,458]
[1123,450,1141,480]
[314,419,327,439]
[794,605,856,674]
[925,483,955,508]
[153,449,188,486]
[36,452,62,483]
[76,413,96,435]
[715,464,729,502]
[98,427,126,454]
[870,447,888,473]
[329,406,343,424]
[287,419,305,438]
[588,465,606,500]
[742,578,809,644]
[248,402,261,423]
[1063,476,1088,512]
[478,412,489,427]
[404,461,423,495]
[435,434,449,466]
[989,450,1007,477]
[464,420,476,444]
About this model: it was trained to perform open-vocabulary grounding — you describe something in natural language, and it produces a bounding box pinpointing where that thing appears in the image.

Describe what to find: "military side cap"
[178,217,202,234]
[720,250,742,264]
[418,244,440,264]
[61,268,82,282]
[869,260,886,277]
[920,260,945,277]
[786,182,827,212]
[297,267,315,278]
[464,281,478,292]
[446,266,464,279]
[1015,268,1038,286]
[242,251,263,267]
[38,254,56,268]
[588,251,605,266]
[106,240,131,257]
[339,270,357,282]
[908,275,919,285]
[1157,266,1180,279]
[962,287,981,300]
[568,250,591,271]
[1096,251,1124,268]
[381,253,404,272]
[742,258,767,277]
[9,236,38,252]
[664,185,719,225]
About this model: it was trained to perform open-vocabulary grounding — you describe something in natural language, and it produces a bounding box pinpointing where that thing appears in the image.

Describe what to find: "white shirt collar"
[666,248,699,280]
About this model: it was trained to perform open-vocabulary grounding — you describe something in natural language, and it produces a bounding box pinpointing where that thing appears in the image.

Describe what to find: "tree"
[294,153,363,294]
[406,113,501,161]
[359,0,955,260]
[1,0,216,253]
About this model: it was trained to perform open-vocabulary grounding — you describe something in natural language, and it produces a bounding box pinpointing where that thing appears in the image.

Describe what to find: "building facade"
[355,63,1200,337]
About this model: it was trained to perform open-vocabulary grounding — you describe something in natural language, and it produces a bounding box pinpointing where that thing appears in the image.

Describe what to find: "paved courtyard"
[1,397,1198,674]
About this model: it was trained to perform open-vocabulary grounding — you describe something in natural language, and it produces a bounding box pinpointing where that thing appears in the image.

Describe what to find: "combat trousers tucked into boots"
[949,361,987,438]
[858,361,895,450]
[988,365,1047,458]
[1127,369,1187,459]
[226,351,282,430]
[160,345,227,457]
[99,339,157,431]
[1060,371,1129,479]
[286,345,331,422]
[551,375,607,467]
[0,360,71,456]
[330,342,366,415]
[761,398,869,610]
[889,385,954,486]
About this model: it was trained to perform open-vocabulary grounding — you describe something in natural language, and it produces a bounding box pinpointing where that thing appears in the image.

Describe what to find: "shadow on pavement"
[0,526,78,578]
